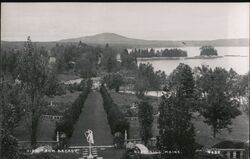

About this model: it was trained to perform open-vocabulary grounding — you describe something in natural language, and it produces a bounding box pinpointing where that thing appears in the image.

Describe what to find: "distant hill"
[59,33,249,47]
[2,33,249,49]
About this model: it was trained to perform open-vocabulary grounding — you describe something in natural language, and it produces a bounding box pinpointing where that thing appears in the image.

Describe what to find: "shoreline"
[137,56,224,61]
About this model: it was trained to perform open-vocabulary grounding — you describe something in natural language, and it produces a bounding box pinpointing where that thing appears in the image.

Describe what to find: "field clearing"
[110,92,249,148]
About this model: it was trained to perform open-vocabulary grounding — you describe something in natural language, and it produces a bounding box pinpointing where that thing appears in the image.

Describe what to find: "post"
[88,141,93,157]
[240,150,243,159]
[125,130,127,140]
[56,131,59,142]
[226,151,230,159]
[124,129,128,147]
[233,151,236,159]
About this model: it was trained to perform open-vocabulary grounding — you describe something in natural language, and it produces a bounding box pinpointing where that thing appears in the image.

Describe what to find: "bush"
[56,84,67,96]
[195,151,226,159]
[1,132,19,159]
[114,132,125,149]
[55,79,92,139]
[100,85,129,136]
[68,81,85,93]
[212,141,244,149]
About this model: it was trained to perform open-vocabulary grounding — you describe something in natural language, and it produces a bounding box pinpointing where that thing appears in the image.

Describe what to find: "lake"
[134,46,249,75]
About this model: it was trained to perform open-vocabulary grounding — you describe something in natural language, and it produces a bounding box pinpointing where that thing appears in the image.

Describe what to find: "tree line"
[130,48,187,58]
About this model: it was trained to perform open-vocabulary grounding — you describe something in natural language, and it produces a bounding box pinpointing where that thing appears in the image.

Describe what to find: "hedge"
[100,84,129,135]
[55,79,92,138]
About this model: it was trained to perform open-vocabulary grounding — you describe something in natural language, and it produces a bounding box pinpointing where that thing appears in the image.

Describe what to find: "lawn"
[57,73,81,82]
[45,90,81,105]
[98,148,125,159]
[109,91,160,114]
[69,91,113,146]
[110,92,249,148]
[14,91,82,141]
[14,117,57,141]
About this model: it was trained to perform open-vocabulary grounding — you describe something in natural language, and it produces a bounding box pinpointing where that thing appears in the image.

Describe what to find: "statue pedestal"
[87,155,94,159]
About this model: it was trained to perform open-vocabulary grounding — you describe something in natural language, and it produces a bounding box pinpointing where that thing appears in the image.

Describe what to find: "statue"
[84,129,94,159]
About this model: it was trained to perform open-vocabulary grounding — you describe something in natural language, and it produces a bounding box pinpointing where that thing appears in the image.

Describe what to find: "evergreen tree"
[17,37,52,148]
[138,101,154,146]
[157,63,196,159]
[120,49,137,70]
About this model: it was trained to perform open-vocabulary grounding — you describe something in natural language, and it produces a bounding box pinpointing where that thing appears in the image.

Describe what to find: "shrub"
[100,85,129,136]
[212,141,244,149]
[56,84,67,96]
[1,132,19,159]
[55,79,92,139]
[195,151,226,159]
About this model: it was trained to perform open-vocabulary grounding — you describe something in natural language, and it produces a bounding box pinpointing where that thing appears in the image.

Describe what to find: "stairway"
[80,147,98,158]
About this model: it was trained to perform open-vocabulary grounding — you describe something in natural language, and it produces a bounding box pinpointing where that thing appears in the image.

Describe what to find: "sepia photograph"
[0,2,249,159]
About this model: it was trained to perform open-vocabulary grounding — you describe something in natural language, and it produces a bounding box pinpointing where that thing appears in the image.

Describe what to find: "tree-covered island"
[200,45,218,56]
[130,48,187,58]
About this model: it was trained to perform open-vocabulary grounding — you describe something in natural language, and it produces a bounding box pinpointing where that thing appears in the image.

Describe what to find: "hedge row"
[55,79,92,138]
[100,84,129,135]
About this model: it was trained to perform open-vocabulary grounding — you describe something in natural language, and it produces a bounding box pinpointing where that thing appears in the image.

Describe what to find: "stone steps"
[81,148,98,158]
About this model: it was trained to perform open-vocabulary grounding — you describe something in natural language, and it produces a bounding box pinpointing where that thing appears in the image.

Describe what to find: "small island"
[199,45,218,56]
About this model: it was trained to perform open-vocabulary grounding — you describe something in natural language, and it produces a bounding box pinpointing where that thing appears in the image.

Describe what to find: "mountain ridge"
[58,33,249,47]
[2,33,249,48]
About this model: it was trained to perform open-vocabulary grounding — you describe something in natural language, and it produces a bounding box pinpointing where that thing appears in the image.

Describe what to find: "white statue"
[85,129,94,144]
[84,129,94,159]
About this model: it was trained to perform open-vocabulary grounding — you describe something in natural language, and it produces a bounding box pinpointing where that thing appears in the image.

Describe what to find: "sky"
[1,3,249,41]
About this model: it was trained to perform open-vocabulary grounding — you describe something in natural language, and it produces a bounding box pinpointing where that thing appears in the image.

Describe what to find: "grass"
[45,90,81,104]
[109,91,160,114]
[98,148,125,159]
[110,91,249,148]
[193,113,249,147]
[15,91,82,141]
[69,91,113,146]
[14,117,57,141]
[57,73,81,82]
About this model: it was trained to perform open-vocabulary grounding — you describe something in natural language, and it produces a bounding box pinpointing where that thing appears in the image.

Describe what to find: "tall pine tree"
[138,101,154,146]
[157,63,196,159]
[17,37,51,148]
